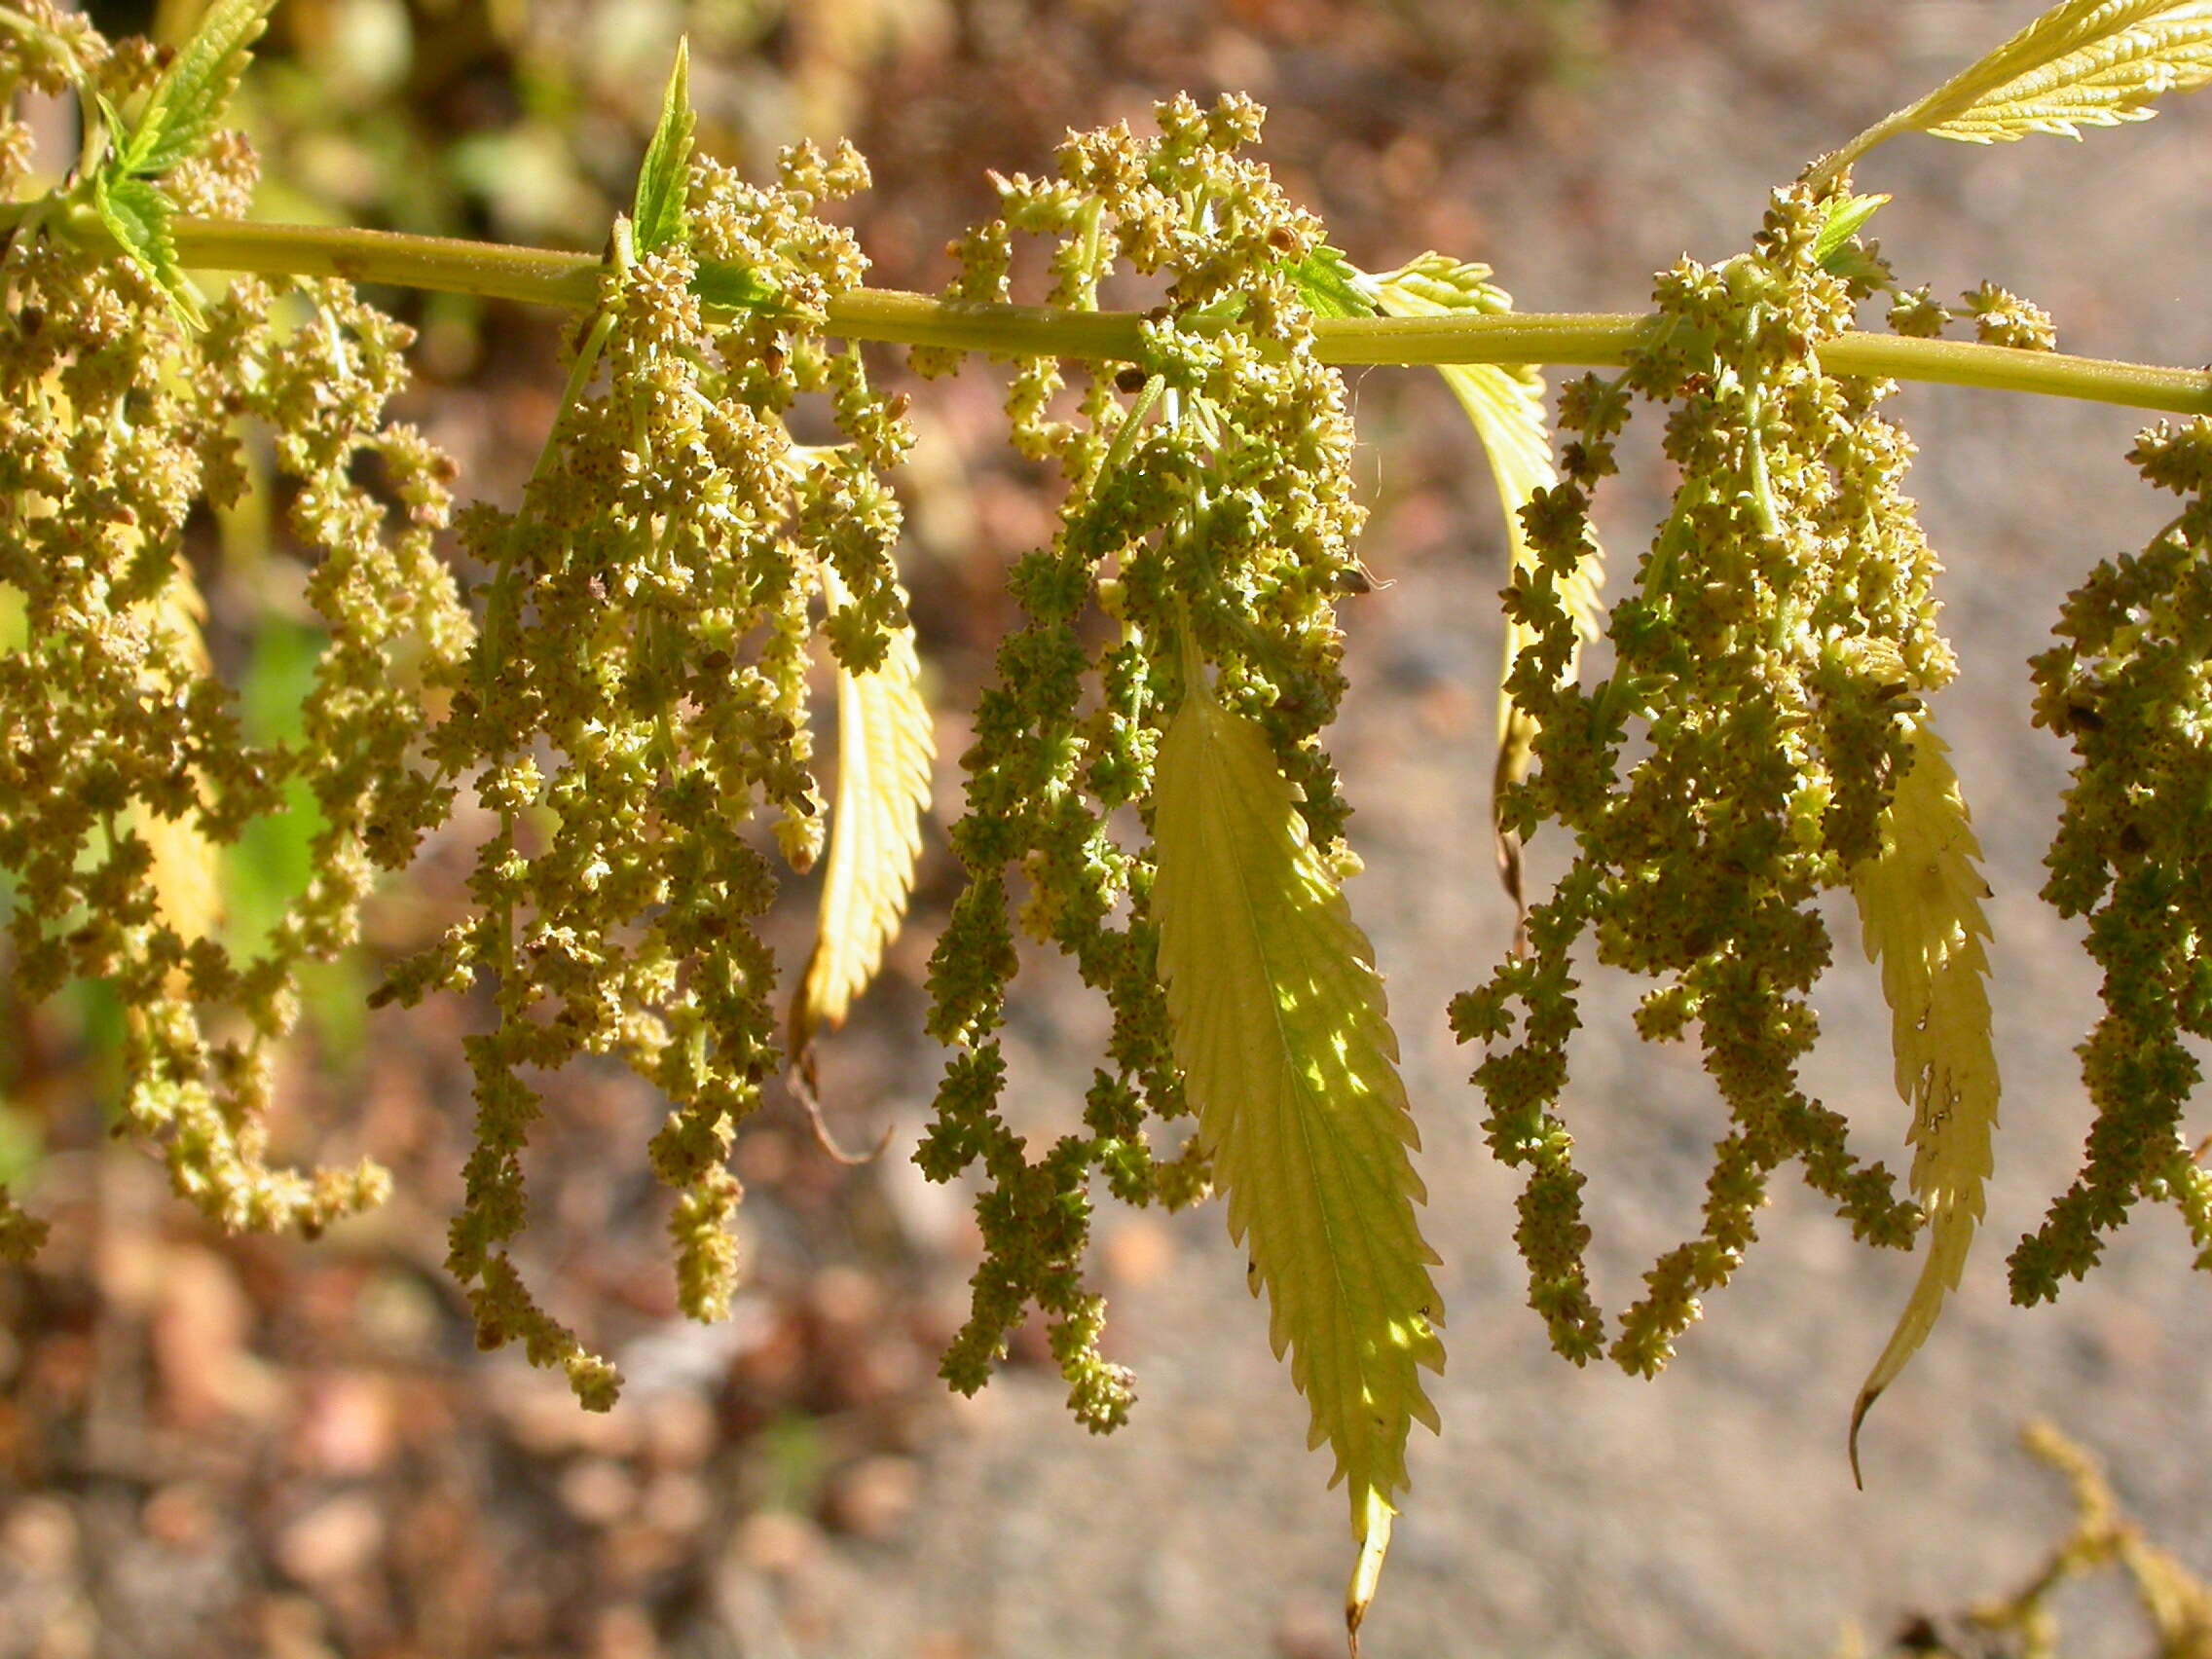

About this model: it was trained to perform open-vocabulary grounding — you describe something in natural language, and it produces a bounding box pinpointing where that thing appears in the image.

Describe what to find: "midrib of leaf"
[1185,716,1362,1347]
[1151,681,1443,1532]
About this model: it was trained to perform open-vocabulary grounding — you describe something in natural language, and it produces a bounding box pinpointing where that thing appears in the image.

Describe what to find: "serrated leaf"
[1813,192,1892,269]
[1847,717,1998,1481]
[119,0,276,177]
[1423,356,1602,739]
[1920,0,2212,142]
[1827,0,2212,176]
[631,37,694,256]
[1357,254,1602,917]
[1150,677,1443,1632]
[93,173,203,326]
[791,569,935,1050]
[1283,243,1376,321]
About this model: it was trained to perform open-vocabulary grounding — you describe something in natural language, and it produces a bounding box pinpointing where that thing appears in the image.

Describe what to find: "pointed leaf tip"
[1152,679,1442,1628]
[632,36,696,255]
[1847,718,1998,1472]
[1849,1386,1878,1491]
[1346,1492,1394,1656]
[1813,192,1892,269]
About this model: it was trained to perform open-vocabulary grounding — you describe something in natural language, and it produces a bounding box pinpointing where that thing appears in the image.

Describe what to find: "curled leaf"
[1151,675,1444,1633]
[1848,718,1998,1482]
[790,568,935,1053]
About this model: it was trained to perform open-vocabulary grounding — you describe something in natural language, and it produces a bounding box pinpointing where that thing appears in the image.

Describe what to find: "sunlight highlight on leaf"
[1848,717,1998,1482]
[1918,0,2212,143]
[1822,0,2212,180]
[117,0,276,177]
[1150,674,1443,1641]
[791,567,935,1051]
[630,37,695,256]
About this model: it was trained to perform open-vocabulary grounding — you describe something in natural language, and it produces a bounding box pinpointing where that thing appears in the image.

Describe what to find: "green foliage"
[1288,243,1604,914]
[630,37,694,258]
[0,8,465,1242]
[384,137,911,1403]
[1817,0,2212,182]
[110,0,274,178]
[1153,667,1441,1635]
[2011,418,2212,1301]
[1359,251,1604,916]
[1454,185,1936,1374]
[1897,0,2212,144]
[790,563,935,1053]
[88,169,196,322]
[1848,719,1997,1476]
[10,0,2212,1641]
[85,0,275,322]
[910,94,1366,1442]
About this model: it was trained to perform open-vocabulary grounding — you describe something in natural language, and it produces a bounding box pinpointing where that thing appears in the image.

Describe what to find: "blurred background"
[6,1,2212,1654]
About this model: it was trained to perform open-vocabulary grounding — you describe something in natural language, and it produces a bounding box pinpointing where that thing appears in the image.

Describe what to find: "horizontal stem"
[33,212,2212,418]
[1818,332,2212,415]
[168,217,608,309]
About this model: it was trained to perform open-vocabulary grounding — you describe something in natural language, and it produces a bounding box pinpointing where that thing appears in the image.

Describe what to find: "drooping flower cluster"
[374,143,913,1406]
[2011,417,2212,1302]
[914,95,1374,1429]
[0,22,470,1256]
[1453,185,1941,1374]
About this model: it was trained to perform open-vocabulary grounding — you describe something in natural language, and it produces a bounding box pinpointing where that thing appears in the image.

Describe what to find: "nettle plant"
[7,0,2212,1643]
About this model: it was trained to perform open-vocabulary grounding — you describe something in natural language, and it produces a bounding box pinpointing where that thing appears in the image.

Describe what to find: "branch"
[14,206,2209,417]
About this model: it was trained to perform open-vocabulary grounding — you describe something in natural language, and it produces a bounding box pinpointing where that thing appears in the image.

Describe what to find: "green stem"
[14,205,2210,417]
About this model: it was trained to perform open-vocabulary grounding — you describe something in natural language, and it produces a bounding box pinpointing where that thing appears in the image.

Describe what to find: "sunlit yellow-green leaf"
[1361,257,1601,918]
[1825,0,2212,178]
[1848,717,1998,1480]
[1922,0,2212,142]
[630,37,694,256]
[791,569,936,1050]
[117,0,276,177]
[1150,677,1443,1642]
